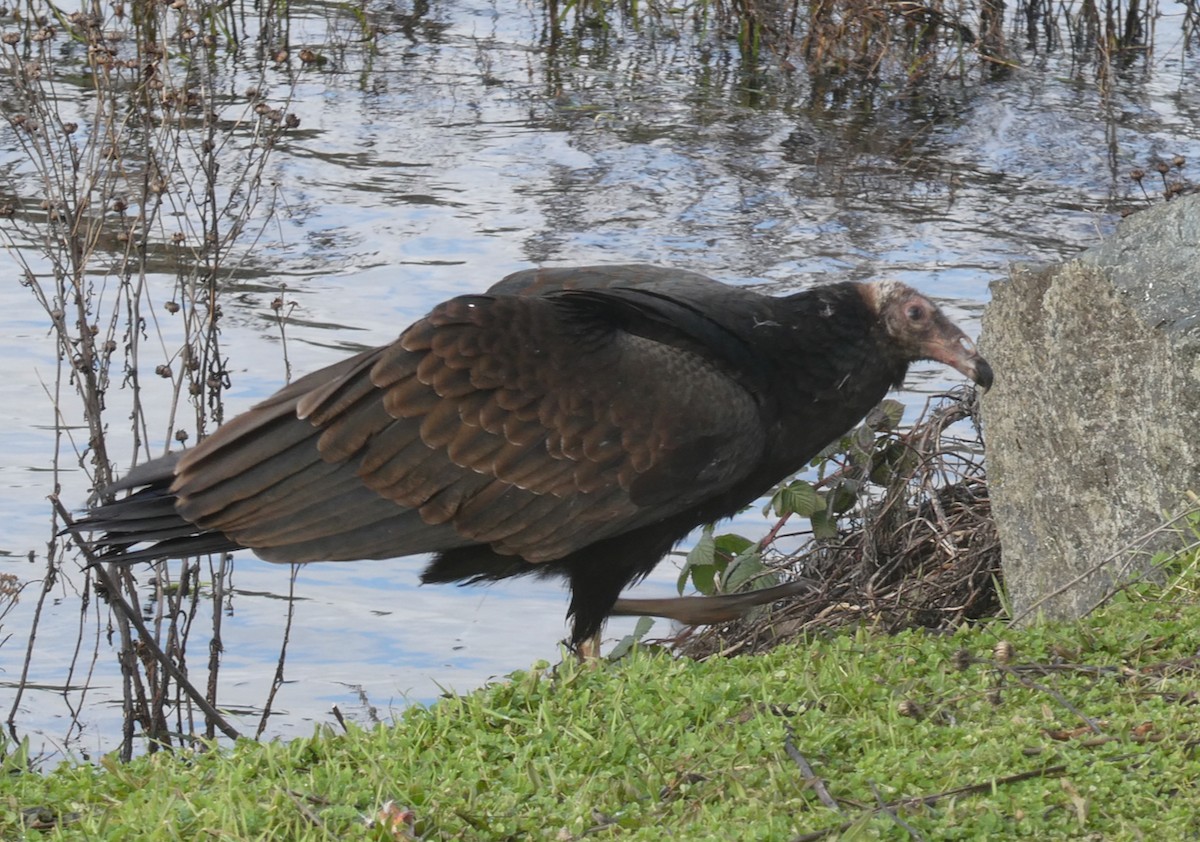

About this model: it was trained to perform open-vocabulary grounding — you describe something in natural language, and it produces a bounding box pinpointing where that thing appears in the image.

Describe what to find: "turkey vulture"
[79,265,992,646]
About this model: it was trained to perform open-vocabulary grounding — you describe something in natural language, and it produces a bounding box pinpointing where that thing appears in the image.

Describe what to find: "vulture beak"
[924,328,993,391]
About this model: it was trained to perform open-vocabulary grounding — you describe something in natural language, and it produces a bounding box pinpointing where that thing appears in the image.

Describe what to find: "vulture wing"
[486,263,727,297]
[166,283,767,565]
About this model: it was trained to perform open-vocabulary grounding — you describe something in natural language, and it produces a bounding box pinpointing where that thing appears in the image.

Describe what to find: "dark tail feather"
[88,532,243,564]
[103,452,181,493]
[70,453,244,563]
[609,579,818,624]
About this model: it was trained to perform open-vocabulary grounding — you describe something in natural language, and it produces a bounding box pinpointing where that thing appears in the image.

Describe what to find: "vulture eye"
[905,302,926,322]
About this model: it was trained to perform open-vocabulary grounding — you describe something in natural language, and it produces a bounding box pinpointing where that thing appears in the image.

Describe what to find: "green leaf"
[829,479,859,514]
[678,526,721,595]
[713,533,754,557]
[873,398,905,431]
[810,509,839,540]
[691,564,717,595]
[608,616,655,660]
[869,440,917,484]
[853,423,876,454]
[721,546,768,593]
[771,480,822,517]
[0,735,30,775]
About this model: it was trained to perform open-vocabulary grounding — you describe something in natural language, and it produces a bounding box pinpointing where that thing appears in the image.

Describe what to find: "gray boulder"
[981,194,1200,623]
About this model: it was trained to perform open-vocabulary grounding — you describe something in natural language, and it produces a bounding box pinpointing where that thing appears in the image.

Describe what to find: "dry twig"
[783,725,842,814]
[54,498,242,742]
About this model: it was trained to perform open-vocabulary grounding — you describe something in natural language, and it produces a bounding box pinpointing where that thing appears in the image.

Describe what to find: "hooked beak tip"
[971,357,994,392]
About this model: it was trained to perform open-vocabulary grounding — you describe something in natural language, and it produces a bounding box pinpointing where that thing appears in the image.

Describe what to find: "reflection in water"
[2,0,1199,759]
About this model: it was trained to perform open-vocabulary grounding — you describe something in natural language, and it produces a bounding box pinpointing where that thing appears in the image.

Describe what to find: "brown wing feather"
[170,291,765,565]
[215,464,363,532]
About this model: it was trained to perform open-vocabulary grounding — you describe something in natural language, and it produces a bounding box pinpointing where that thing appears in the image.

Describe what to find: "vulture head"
[866,280,993,391]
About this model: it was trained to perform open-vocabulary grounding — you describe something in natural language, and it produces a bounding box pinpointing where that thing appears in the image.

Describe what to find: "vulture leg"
[574,635,603,662]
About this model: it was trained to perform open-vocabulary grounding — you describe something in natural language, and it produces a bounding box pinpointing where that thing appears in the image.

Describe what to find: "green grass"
[5,574,1200,840]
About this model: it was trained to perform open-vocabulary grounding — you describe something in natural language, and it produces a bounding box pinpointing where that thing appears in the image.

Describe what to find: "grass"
[5,551,1200,840]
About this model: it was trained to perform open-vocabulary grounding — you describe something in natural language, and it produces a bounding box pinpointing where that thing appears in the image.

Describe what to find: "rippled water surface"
[3,0,1200,758]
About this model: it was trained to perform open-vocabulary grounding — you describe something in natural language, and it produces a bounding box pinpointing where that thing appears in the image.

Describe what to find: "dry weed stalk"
[1,0,301,758]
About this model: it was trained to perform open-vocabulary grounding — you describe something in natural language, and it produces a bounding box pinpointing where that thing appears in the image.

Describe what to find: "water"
[2,0,1200,760]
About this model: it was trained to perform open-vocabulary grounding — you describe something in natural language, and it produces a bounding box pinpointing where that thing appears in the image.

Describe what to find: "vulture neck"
[747,283,909,461]
[762,282,906,387]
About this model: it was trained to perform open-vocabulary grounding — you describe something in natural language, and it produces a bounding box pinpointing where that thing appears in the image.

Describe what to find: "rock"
[981,194,1200,623]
